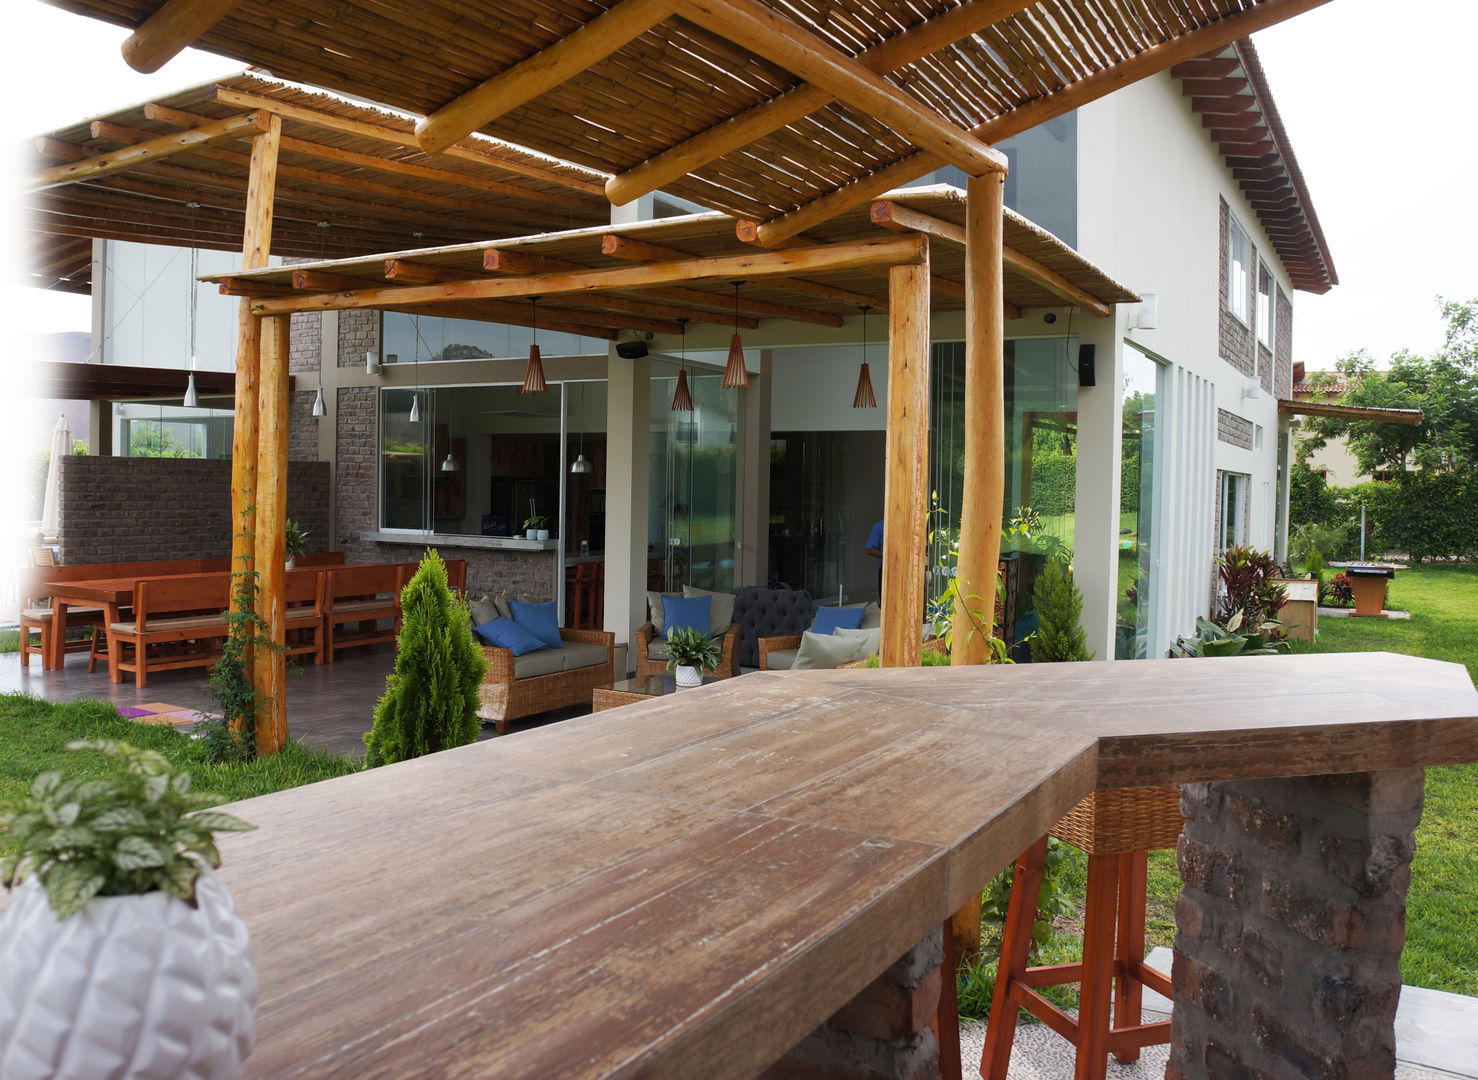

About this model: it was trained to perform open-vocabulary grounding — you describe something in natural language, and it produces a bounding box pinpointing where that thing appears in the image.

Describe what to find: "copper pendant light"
[853,304,878,409]
[671,317,693,412]
[522,296,547,394]
[722,281,749,390]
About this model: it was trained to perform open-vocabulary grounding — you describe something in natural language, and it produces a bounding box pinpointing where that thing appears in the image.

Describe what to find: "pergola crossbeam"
[30,111,268,192]
[121,0,245,74]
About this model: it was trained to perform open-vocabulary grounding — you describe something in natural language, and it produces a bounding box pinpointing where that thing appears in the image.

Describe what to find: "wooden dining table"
[42,576,141,672]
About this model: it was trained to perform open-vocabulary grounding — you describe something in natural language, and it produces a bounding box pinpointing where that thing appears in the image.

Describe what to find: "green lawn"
[0,693,359,806]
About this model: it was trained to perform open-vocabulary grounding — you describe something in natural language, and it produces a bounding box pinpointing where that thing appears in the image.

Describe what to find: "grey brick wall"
[1217,409,1254,450]
[1217,198,1256,379]
[1258,344,1273,394]
[1274,287,1294,400]
[335,386,378,560]
[339,308,379,368]
[288,389,322,462]
[289,311,320,375]
[369,544,556,603]
[57,456,329,564]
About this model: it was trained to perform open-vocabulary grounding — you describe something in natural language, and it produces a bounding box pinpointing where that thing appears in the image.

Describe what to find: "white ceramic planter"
[526,529,539,540]
[536,529,550,541]
[0,869,257,1080]
[674,664,703,687]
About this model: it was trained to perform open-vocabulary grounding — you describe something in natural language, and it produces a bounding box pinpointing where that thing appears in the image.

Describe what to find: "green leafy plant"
[284,518,308,562]
[664,625,722,672]
[364,549,487,767]
[1030,560,1093,662]
[982,837,1081,956]
[0,740,255,920]
[522,513,547,531]
[1213,545,1288,639]
[929,574,1014,664]
[1328,572,1355,607]
[860,649,953,668]
[1170,615,1291,658]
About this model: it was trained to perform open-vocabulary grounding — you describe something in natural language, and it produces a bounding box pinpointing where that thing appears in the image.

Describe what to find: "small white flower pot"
[0,869,257,1080]
[526,529,539,540]
[674,664,703,687]
[536,529,550,541]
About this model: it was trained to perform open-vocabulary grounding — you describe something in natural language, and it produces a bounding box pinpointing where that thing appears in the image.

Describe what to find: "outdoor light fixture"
[183,203,201,408]
[852,305,877,409]
[722,281,749,390]
[408,394,421,423]
[183,373,199,408]
[571,382,594,474]
[312,386,326,417]
[523,297,547,394]
[671,318,693,412]
[440,450,460,472]
[409,314,421,422]
[366,351,382,375]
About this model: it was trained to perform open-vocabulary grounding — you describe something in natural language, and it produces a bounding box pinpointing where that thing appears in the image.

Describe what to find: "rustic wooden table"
[8,653,1476,1079]
[42,577,137,670]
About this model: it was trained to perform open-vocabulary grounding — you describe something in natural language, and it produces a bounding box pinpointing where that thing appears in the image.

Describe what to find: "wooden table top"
[12,653,1478,1080]
[44,577,142,605]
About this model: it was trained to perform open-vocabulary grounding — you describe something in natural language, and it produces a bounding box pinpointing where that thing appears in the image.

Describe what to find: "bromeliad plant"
[0,740,256,920]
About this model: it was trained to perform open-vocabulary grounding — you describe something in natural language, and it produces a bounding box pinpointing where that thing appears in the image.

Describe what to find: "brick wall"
[1168,771,1422,1080]
[1275,287,1294,400]
[1258,344,1273,394]
[289,311,320,375]
[1216,409,1253,450]
[339,308,379,368]
[57,456,329,564]
[761,926,943,1080]
[335,386,378,559]
[289,389,322,462]
[1217,198,1256,379]
[368,544,556,603]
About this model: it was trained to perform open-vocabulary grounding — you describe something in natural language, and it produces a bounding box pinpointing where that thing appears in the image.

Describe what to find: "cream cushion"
[792,630,869,670]
[682,585,737,637]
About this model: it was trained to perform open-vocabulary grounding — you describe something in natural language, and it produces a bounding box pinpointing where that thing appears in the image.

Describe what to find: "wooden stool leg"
[1073,853,1121,1080]
[980,836,1049,1080]
[937,916,962,1080]
[1112,850,1148,1063]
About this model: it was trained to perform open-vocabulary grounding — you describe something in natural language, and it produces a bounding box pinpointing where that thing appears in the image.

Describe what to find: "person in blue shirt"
[866,519,884,595]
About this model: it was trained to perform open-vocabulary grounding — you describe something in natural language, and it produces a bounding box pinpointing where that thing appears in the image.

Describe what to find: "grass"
[960,561,1478,1016]
[0,693,359,807]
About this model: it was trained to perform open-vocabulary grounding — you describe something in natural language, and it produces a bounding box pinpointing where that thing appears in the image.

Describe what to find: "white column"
[604,345,650,672]
[1073,317,1125,660]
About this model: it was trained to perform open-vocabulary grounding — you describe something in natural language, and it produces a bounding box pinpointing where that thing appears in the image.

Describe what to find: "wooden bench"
[283,568,326,665]
[107,572,232,688]
[322,564,403,660]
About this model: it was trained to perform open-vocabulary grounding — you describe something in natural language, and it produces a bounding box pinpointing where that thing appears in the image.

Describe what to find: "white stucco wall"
[1076,71,1298,657]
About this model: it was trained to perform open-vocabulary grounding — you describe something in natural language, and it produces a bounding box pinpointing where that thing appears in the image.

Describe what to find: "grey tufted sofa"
[731,586,815,669]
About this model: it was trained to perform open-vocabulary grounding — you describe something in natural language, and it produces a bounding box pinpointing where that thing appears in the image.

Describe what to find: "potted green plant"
[284,517,308,568]
[664,625,721,686]
[0,740,258,1078]
[523,513,547,541]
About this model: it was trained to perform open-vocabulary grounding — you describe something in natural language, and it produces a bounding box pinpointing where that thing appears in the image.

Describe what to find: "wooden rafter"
[415,0,674,156]
[235,236,927,318]
[121,0,245,73]
[606,0,1036,206]
[870,200,1105,317]
[30,111,267,192]
[741,0,1336,248]
[668,0,1008,179]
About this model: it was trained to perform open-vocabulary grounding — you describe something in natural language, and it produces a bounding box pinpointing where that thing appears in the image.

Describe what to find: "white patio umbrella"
[40,413,70,540]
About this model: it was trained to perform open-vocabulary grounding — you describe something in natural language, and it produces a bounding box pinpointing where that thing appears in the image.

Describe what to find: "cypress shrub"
[363,549,488,767]
[1029,559,1093,662]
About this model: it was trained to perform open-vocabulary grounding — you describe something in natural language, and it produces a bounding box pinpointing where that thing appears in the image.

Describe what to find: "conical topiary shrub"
[1029,558,1094,663]
[364,549,487,766]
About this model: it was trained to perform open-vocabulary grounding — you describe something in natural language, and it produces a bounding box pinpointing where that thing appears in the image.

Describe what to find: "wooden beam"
[121,0,245,73]
[954,173,1006,667]
[1191,95,1257,115]
[144,102,595,215]
[253,314,290,756]
[1179,78,1248,98]
[1170,57,1241,79]
[249,236,924,317]
[1279,400,1423,426]
[880,243,931,669]
[607,0,1035,205]
[1205,110,1266,130]
[209,86,606,196]
[669,0,1008,178]
[869,201,1110,317]
[742,0,1336,247]
[416,0,673,155]
[29,111,267,191]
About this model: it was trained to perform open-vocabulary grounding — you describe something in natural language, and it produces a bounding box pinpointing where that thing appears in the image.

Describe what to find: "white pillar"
[604,345,650,672]
[1073,316,1125,660]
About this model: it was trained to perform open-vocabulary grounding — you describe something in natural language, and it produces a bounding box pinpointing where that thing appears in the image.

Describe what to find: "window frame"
[1256,260,1274,348]
[1226,214,1251,327]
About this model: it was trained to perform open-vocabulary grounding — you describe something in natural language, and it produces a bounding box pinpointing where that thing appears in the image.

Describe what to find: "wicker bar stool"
[980,786,1183,1080]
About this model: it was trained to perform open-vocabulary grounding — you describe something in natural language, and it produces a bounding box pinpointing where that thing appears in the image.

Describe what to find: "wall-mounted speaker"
[1078,344,1096,387]
[616,341,649,359]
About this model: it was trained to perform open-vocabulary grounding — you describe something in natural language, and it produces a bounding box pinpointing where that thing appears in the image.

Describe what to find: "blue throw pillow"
[473,618,545,656]
[811,604,866,635]
[509,600,564,650]
[662,593,712,636]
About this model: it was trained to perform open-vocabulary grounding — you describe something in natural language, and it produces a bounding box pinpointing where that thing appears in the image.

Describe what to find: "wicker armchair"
[635,621,740,679]
[477,627,615,736]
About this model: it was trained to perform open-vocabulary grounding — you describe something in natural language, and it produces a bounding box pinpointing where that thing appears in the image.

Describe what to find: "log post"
[953,172,1007,666]
[252,314,291,757]
[880,243,930,668]
[229,114,280,740]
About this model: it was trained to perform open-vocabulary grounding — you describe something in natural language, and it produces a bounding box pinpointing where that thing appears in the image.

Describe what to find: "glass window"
[113,402,233,458]
[1227,215,1251,324]
[1220,471,1248,549]
[1257,262,1274,347]
[1116,346,1161,659]
[381,311,605,365]
[650,372,738,594]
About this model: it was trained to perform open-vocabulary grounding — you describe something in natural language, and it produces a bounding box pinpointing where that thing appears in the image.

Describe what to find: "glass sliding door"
[1117,345,1161,658]
[649,373,738,593]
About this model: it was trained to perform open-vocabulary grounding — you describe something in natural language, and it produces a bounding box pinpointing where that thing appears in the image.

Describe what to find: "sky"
[4,0,1477,371]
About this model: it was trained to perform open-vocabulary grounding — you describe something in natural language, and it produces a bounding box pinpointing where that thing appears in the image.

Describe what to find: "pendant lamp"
[571,382,593,473]
[853,304,878,409]
[311,222,330,417]
[441,450,460,472]
[671,317,693,412]
[722,280,749,389]
[183,204,201,407]
[522,297,548,394]
[311,386,326,417]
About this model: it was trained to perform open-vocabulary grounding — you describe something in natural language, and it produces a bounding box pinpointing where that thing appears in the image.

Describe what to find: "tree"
[1029,559,1093,662]
[363,549,487,767]
[1298,299,1478,476]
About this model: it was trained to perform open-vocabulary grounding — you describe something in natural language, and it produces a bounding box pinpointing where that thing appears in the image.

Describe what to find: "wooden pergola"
[38,0,1337,755]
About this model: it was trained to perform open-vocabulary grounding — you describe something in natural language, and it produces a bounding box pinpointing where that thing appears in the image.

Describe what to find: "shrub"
[1327,573,1354,607]
[363,549,487,767]
[1213,546,1288,635]
[1030,560,1093,662]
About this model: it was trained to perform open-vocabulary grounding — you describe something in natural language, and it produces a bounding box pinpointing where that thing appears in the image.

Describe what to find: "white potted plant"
[523,513,547,541]
[284,517,308,569]
[0,740,258,1080]
[664,625,722,687]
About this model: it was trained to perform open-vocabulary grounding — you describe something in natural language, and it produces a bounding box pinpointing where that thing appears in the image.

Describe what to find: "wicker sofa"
[477,627,615,735]
[634,621,740,679]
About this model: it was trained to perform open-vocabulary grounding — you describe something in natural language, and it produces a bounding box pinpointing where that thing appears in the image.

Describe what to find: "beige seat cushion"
[765,648,799,671]
[793,630,869,670]
[22,605,103,621]
[111,615,228,634]
[681,585,737,637]
[833,626,882,658]
[512,649,567,679]
[560,642,609,672]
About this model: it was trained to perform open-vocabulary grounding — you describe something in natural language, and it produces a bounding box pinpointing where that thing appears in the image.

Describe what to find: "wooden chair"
[107,573,233,688]
[321,564,401,660]
[567,562,599,630]
[980,787,1183,1080]
[18,569,103,671]
[282,568,326,665]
